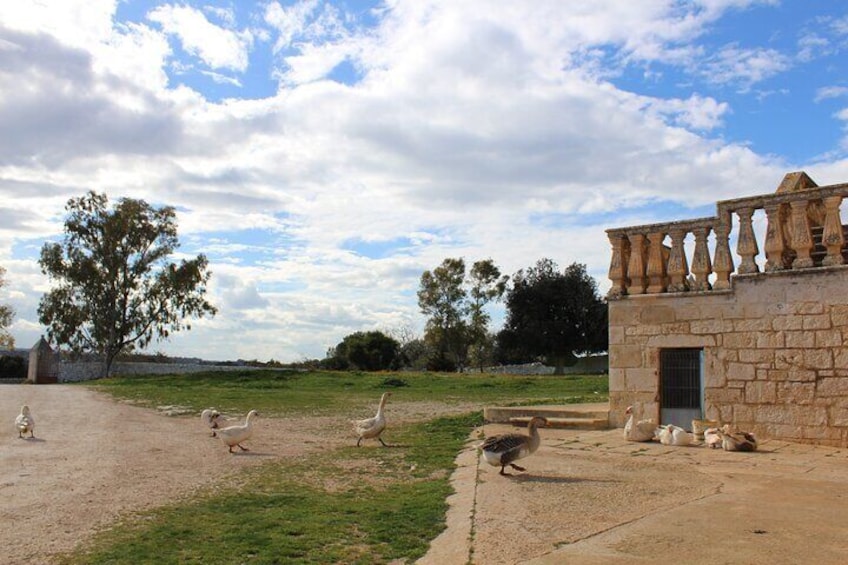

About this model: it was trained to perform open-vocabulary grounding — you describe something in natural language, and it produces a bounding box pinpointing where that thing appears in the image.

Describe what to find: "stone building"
[27,336,59,384]
[606,172,848,447]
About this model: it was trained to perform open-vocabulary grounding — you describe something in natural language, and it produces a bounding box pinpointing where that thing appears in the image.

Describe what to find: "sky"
[2,1,848,363]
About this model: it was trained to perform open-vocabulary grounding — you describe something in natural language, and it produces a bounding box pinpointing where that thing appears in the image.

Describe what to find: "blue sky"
[1,1,848,362]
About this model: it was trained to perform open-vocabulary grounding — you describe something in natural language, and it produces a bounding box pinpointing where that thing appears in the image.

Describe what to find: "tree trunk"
[551,351,578,375]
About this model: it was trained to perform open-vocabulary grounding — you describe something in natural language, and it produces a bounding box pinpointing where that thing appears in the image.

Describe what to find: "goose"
[656,424,692,446]
[353,392,391,447]
[623,405,655,442]
[704,427,723,449]
[717,424,758,452]
[214,410,259,453]
[15,405,34,439]
[200,408,225,436]
[479,416,548,475]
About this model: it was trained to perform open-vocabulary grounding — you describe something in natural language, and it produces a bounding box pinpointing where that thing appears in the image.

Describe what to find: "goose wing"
[354,414,386,438]
[481,433,526,454]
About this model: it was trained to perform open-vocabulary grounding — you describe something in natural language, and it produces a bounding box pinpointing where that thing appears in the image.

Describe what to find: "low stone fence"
[484,355,609,375]
[58,361,262,382]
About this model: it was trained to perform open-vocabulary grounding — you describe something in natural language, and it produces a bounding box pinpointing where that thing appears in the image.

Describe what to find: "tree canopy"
[0,266,14,349]
[497,259,607,374]
[326,330,400,371]
[38,191,217,377]
[418,258,506,371]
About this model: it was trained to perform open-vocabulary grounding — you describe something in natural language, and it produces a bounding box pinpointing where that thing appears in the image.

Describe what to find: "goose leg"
[238,444,249,452]
[509,464,526,472]
[356,437,362,447]
[379,437,388,447]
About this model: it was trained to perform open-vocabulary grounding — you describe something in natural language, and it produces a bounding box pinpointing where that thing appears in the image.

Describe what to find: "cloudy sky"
[2,1,848,362]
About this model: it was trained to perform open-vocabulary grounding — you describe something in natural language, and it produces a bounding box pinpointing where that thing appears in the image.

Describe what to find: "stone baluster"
[626,233,648,295]
[735,207,759,274]
[690,226,712,291]
[646,231,668,294]
[821,196,845,266]
[712,215,733,290]
[607,233,631,297]
[789,199,814,268]
[666,227,689,292]
[763,203,788,272]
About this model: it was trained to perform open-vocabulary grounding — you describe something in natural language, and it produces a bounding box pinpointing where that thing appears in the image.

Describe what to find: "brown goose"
[479,416,548,475]
[717,424,758,452]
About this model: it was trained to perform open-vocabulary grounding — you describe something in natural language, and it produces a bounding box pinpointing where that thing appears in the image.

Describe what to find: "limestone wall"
[58,362,261,382]
[608,266,848,447]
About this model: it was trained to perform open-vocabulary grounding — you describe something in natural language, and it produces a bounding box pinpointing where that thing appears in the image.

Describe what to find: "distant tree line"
[4,189,607,377]
[323,257,608,374]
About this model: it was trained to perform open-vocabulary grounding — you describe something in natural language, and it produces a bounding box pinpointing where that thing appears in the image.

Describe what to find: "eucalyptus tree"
[418,258,469,371]
[467,259,508,372]
[38,191,217,377]
[0,266,14,349]
[418,257,508,372]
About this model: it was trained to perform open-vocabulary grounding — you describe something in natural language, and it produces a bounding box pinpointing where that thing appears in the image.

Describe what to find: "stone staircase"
[483,402,610,430]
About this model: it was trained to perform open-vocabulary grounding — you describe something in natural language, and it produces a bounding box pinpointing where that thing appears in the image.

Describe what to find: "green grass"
[85,369,608,418]
[59,370,608,564]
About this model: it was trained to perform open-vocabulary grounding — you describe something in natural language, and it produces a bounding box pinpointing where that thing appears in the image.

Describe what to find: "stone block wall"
[609,267,848,447]
[58,361,263,382]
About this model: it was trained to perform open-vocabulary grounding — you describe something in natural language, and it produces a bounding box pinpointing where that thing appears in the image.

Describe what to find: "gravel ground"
[7,385,848,565]
[1,384,310,564]
[0,384,479,565]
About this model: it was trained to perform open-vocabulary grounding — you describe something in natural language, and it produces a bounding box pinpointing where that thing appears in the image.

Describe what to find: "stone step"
[507,416,609,430]
[483,403,610,430]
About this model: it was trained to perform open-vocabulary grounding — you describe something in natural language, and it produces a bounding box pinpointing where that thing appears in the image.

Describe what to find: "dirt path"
[0,384,479,565]
[0,385,354,565]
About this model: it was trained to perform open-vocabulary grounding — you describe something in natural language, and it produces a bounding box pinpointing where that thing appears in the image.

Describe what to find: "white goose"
[623,405,655,442]
[214,410,259,453]
[353,392,391,447]
[479,416,548,475]
[15,405,35,439]
[657,424,692,446]
[200,408,224,436]
[717,424,758,452]
[704,427,723,449]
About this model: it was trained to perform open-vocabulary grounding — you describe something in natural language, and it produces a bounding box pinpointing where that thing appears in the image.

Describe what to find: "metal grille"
[660,348,701,409]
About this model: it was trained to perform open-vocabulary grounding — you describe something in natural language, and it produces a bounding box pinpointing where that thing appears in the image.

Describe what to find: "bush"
[0,355,27,380]
[328,331,401,371]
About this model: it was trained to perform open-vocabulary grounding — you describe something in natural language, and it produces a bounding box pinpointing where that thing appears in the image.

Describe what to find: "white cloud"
[816,86,848,102]
[264,0,321,51]
[699,45,791,91]
[0,0,837,362]
[148,4,253,72]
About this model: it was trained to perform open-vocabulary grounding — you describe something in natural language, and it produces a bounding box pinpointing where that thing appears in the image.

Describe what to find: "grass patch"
[60,370,607,563]
[59,413,483,565]
[87,370,608,418]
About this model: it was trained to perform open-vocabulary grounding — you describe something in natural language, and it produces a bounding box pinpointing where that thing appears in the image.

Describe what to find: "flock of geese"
[624,403,759,451]
[12,397,757,475]
[198,391,394,453]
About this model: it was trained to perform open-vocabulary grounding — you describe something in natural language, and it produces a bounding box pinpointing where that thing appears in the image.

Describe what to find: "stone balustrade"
[606,174,848,298]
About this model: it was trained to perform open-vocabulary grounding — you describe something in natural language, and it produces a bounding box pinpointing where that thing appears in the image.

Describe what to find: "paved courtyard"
[421,420,848,565]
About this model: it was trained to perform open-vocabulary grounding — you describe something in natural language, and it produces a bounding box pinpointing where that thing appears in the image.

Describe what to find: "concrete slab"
[418,418,848,565]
